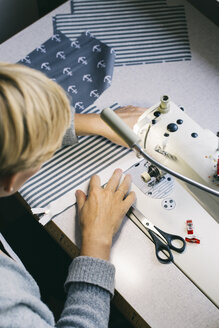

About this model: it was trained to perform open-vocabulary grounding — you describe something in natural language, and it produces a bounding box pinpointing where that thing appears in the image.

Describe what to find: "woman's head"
[0,62,71,196]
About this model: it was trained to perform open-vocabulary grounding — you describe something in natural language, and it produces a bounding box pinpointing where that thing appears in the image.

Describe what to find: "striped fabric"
[19,104,131,209]
[53,0,191,66]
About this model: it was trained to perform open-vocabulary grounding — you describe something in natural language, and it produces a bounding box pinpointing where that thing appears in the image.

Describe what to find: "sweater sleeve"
[61,106,78,147]
[0,253,115,328]
[56,256,115,328]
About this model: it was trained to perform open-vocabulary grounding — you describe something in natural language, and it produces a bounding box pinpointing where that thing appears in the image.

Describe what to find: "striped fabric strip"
[19,103,131,209]
[53,0,191,66]
[71,0,168,14]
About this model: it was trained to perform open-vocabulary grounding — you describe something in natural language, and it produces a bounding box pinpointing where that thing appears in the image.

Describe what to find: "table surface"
[1,1,219,327]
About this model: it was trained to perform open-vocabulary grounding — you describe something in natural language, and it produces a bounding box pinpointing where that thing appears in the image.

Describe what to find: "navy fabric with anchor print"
[18,31,115,112]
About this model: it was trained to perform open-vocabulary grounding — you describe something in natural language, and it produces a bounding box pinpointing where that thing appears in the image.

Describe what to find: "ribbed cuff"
[65,256,115,296]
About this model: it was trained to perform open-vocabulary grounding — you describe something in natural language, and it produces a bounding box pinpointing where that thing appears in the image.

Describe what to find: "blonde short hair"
[0,62,71,177]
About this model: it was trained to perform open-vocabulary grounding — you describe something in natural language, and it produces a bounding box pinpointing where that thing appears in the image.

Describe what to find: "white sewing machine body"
[119,97,219,308]
[133,96,219,221]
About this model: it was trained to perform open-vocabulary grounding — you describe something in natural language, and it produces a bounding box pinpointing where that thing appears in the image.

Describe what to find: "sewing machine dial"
[125,160,174,199]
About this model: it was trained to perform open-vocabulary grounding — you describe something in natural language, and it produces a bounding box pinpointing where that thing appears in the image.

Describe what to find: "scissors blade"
[129,206,166,242]
[130,206,154,229]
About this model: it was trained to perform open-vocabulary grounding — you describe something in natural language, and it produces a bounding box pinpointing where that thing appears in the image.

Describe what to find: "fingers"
[105,170,133,201]
[105,168,123,191]
[123,191,136,211]
[84,170,133,207]
[116,174,132,198]
[75,190,86,212]
[89,174,101,192]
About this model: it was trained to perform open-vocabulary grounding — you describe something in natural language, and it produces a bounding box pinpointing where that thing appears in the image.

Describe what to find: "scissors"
[127,206,186,264]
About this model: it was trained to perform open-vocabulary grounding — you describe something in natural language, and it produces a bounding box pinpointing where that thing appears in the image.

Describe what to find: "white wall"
[0,0,39,44]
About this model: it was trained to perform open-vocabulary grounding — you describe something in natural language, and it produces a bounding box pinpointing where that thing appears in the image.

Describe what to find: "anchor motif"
[83,74,93,82]
[71,41,80,48]
[90,90,99,98]
[103,75,112,85]
[63,67,73,76]
[75,102,84,110]
[97,60,106,68]
[92,45,101,53]
[67,85,78,94]
[56,51,66,60]
[36,45,46,53]
[51,34,61,42]
[78,57,88,65]
[41,62,51,71]
[21,56,31,64]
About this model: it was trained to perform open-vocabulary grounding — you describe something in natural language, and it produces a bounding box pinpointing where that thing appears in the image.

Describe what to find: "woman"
[0,62,145,327]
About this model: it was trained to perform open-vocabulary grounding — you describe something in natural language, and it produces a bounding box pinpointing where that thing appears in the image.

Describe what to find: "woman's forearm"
[74,113,103,136]
[74,112,127,146]
[74,106,147,146]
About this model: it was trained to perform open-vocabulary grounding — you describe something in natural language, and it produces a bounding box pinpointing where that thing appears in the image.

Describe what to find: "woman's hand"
[74,105,147,147]
[75,169,136,260]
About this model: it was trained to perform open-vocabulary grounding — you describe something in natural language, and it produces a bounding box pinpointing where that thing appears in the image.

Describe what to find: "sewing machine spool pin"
[159,95,170,113]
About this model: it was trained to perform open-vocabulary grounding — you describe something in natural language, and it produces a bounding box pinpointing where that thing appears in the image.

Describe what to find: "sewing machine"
[102,95,219,219]
[134,95,219,220]
[101,96,219,307]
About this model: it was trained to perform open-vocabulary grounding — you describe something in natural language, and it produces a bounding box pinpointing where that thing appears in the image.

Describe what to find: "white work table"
[0,1,219,327]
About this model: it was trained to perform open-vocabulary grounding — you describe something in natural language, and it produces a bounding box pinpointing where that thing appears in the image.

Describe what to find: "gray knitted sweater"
[0,252,115,327]
[0,107,116,327]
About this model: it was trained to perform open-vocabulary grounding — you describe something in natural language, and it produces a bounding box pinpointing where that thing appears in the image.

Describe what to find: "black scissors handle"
[148,229,173,264]
[155,226,186,253]
[148,227,186,264]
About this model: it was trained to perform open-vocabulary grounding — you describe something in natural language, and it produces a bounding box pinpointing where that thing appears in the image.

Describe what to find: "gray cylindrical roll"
[100,107,140,148]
